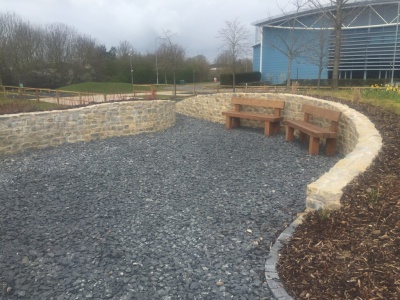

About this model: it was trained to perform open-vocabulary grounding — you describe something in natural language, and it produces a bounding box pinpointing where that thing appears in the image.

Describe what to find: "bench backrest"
[232,97,285,116]
[302,104,341,132]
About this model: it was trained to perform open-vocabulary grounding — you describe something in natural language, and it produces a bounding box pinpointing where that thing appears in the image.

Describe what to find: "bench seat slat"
[284,105,340,156]
[222,111,283,122]
[222,98,285,137]
[284,120,337,138]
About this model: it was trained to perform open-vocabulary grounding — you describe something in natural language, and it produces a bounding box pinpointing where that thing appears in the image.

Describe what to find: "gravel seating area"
[0,114,341,299]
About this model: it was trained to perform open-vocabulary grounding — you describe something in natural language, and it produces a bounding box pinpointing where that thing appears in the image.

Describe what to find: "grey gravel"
[0,114,341,299]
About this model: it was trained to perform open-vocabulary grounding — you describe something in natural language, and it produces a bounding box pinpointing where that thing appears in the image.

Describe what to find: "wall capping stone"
[177,93,382,210]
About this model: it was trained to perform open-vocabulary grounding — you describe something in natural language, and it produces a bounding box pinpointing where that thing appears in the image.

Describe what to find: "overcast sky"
[0,0,286,61]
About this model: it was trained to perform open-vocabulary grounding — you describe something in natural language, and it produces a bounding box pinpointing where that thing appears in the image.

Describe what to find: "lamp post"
[155,37,164,85]
[129,49,133,85]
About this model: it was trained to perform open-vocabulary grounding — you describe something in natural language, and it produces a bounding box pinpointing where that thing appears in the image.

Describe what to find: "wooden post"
[286,127,295,142]
[226,116,232,129]
[264,121,271,136]
[309,137,320,155]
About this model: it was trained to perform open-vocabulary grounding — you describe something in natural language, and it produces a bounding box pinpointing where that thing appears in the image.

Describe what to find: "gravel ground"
[0,114,341,300]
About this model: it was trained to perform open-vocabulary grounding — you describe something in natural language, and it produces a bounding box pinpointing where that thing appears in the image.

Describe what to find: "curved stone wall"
[177,93,382,210]
[0,100,176,156]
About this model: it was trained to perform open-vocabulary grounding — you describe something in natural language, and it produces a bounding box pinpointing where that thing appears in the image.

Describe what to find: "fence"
[0,85,157,106]
[1,84,390,106]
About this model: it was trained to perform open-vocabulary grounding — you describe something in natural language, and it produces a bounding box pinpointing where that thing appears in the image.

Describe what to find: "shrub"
[220,72,261,86]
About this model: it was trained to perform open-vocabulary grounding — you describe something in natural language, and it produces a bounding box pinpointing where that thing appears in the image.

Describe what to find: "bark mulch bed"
[278,99,400,300]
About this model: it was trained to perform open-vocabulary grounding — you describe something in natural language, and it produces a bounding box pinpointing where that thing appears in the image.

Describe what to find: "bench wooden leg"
[286,126,295,142]
[325,138,337,156]
[225,116,232,129]
[309,136,320,155]
[264,121,272,136]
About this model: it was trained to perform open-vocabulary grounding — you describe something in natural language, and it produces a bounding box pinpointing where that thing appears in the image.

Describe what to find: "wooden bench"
[284,104,341,156]
[222,97,285,136]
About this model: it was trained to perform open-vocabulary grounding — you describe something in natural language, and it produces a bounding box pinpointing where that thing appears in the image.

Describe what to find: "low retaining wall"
[177,93,382,210]
[0,100,176,156]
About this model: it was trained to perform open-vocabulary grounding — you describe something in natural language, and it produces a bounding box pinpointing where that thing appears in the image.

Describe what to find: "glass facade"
[334,25,400,79]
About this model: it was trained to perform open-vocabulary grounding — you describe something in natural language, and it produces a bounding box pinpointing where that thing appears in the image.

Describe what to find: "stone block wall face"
[177,93,382,210]
[0,100,176,155]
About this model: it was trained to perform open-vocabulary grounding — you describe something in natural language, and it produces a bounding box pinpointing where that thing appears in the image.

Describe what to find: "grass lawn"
[3,84,400,115]
[301,87,400,115]
[58,82,159,94]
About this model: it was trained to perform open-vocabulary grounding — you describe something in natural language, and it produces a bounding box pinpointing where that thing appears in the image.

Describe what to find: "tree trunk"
[332,1,343,89]
[318,66,323,89]
[232,60,236,93]
[287,56,292,89]
[173,71,176,97]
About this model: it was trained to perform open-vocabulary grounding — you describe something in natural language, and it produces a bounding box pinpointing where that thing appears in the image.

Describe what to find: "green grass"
[58,82,155,94]
[301,88,355,101]
[301,88,400,115]
[3,84,400,115]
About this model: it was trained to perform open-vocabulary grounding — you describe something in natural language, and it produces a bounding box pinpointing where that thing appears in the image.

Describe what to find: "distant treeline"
[0,13,253,88]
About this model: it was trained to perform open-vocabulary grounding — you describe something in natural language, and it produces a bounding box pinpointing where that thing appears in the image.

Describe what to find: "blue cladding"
[253,44,261,72]
[259,27,328,84]
[253,1,400,82]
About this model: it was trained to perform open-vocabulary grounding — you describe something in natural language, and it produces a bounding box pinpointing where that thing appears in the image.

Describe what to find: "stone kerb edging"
[176,93,382,210]
[0,100,176,156]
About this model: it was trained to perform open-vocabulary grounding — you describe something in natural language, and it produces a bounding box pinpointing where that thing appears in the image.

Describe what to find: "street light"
[129,49,133,85]
[155,37,165,85]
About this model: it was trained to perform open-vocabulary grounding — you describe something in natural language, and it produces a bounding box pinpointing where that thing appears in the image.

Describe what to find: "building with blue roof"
[252,0,400,84]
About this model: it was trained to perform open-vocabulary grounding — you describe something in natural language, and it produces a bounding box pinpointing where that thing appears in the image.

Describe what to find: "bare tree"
[158,31,185,97]
[186,55,211,83]
[308,0,363,89]
[214,50,233,72]
[217,19,249,92]
[116,40,134,58]
[266,0,311,88]
[44,23,76,68]
[305,17,331,88]
[0,13,45,85]
[237,58,252,73]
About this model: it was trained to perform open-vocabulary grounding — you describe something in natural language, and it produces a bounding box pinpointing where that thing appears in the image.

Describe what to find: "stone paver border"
[264,214,305,299]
